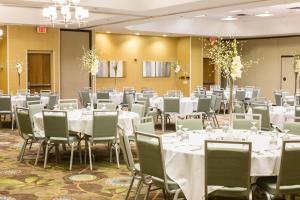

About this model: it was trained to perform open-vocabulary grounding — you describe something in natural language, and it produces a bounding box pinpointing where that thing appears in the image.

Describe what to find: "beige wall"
[191,37,203,93]
[0,26,7,93]
[177,37,191,96]
[95,34,179,96]
[7,25,60,94]
[236,37,300,101]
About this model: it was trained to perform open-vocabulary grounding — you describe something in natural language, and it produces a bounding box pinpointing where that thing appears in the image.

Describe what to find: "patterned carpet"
[0,116,292,200]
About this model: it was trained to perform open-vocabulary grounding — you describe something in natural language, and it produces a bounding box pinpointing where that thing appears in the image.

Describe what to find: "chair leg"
[69,142,74,171]
[44,142,49,169]
[162,114,165,132]
[172,189,181,200]
[109,142,113,163]
[88,142,93,171]
[134,179,143,200]
[78,141,82,164]
[115,143,120,168]
[11,113,14,130]
[84,140,87,165]
[35,140,43,166]
[19,139,28,162]
[145,184,152,200]
[125,176,135,200]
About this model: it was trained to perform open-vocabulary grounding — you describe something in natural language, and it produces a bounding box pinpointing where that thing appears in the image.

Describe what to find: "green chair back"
[28,103,44,122]
[232,114,261,130]
[26,95,41,106]
[17,89,30,96]
[43,110,69,139]
[274,92,282,106]
[205,140,252,198]
[277,140,300,192]
[15,107,34,139]
[197,97,211,114]
[131,103,145,117]
[97,102,116,111]
[163,97,180,113]
[213,95,222,112]
[48,94,58,110]
[175,113,203,131]
[92,111,118,138]
[40,90,51,97]
[96,91,109,100]
[58,99,78,110]
[295,106,300,122]
[283,122,300,135]
[234,101,245,113]
[79,90,91,107]
[235,90,246,101]
[252,105,271,131]
[252,89,260,98]
[118,127,135,172]
[134,117,155,134]
[0,95,11,111]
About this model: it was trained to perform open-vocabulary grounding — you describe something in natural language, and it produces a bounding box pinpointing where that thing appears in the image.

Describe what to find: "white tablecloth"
[206,90,252,99]
[33,110,139,136]
[149,97,198,115]
[269,106,294,129]
[93,92,123,105]
[162,130,299,200]
[11,96,49,108]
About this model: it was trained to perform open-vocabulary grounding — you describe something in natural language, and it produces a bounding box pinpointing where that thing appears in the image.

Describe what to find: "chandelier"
[43,0,89,28]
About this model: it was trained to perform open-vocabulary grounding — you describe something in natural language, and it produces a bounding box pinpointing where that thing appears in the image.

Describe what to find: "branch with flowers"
[171,61,182,89]
[16,62,23,89]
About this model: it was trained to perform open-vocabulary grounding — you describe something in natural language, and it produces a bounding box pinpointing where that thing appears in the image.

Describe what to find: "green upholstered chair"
[256,140,300,200]
[28,103,44,123]
[252,105,272,131]
[126,93,135,111]
[15,107,45,165]
[295,106,300,122]
[162,97,180,132]
[252,88,260,99]
[26,95,41,107]
[205,140,252,200]
[96,91,110,100]
[283,117,300,135]
[133,117,155,135]
[196,97,211,115]
[134,132,183,200]
[175,113,204,131]
[96,102,116,111]
[274,92,282,106]
[232,113,262,130]
[79,90,91,108]
[131,103,145,117]
[235,89,246,102]
[166,90,182,97]
[58,99,78,110]
[234,101,246,114]
[47,94,58,110]
[118,126,141,200]
[0,95,14,129]
[85,111,119,170]
[43,110,81,170]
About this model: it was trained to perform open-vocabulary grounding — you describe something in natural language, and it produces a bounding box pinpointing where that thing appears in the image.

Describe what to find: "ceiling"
[1,0,300,37]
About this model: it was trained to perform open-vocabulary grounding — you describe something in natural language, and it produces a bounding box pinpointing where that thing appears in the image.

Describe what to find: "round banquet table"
[149,97,198,115]
[269,106,294,129]
[11,96,49,108]
[33,109,139,136]
[162,129,300,200]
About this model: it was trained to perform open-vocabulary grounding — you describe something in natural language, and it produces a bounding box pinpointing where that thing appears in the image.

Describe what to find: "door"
[281,56,295,94]
[203,58,215,89]
[28,53,51,93]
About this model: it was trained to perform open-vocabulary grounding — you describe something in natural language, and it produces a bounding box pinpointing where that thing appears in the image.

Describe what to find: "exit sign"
[37,26,47,34]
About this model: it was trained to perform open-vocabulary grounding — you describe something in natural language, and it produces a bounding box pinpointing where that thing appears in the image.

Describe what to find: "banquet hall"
[2,0,300,200]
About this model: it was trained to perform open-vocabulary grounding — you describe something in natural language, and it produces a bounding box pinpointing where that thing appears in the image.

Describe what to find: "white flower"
[231,56,244,80]
[174,64,181,73]
[295,59,300,73]
[16,63,23,74]
[90,60,99,76]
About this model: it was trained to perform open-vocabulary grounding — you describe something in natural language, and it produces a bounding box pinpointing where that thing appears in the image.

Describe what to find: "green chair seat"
[88,136,115,142]
[257,176,300,195]
[0,111,12,114]
[208,186,248,198]
[49,135,79,142]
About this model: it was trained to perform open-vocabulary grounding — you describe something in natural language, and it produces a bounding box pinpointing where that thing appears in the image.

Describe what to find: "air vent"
[289,7,300,10]
[235,13,249,17]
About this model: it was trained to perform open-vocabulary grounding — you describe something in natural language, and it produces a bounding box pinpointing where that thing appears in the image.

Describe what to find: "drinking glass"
[250,121,257,134]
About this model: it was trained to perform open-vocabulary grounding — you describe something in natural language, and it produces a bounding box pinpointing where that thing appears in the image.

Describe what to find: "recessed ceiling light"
[221,16,238,21]
[195,14,206,18]
[106,31,111,34]
[230,10,242,13]
[162,34,167,37]
[135,32,140,36]
[255,12,274,17]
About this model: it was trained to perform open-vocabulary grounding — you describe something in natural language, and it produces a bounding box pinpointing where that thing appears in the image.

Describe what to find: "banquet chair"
[283,117,300,135]
[26,95,41,107]
[134,132,183,200]
[295,106,300,122]
[235,89,246,102]
[0,95,14,130]
[96,91,110,100]
[209,95,222,127]
[97,99,113,103]
[17,89,30,96]
[252,105,272,131]
[133,116,155,135]
[27,100,42,106]
[40,90,51,97]
[43,110,81,170]
[137,96,159,120]
[281,96,298,106]
[15,107,45,165]
[85,111,119,170]
[175,113,203,131]
[118,126,141,200]
[166,90,181,97]
[124,92,135,110]
[196,97,213,126]
[232,113,261,130]
[131,103,145,117]
[47,94,58,110]
[79,90,91,108]
[251,97,267,105]
[274,92,282,106]
[256,140,300,200]
[97,102,116,111]
[204,140,252,200]
[252,88,260,99]
[28,103,44,122]
[234,101,245,113]
[162,97,180,132]
[58,99,78,110]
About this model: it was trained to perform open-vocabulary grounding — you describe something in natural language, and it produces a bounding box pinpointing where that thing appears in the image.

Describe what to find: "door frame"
[280,55,294,90]
[26,50,53,92]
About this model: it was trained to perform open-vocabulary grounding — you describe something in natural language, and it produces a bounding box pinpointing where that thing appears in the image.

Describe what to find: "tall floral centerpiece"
[171,61,181,90]
[112,61,118,90]
[16,62,23,89]
[294,54,300,94]
[82,48,99,108]
[206,38,244,114]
